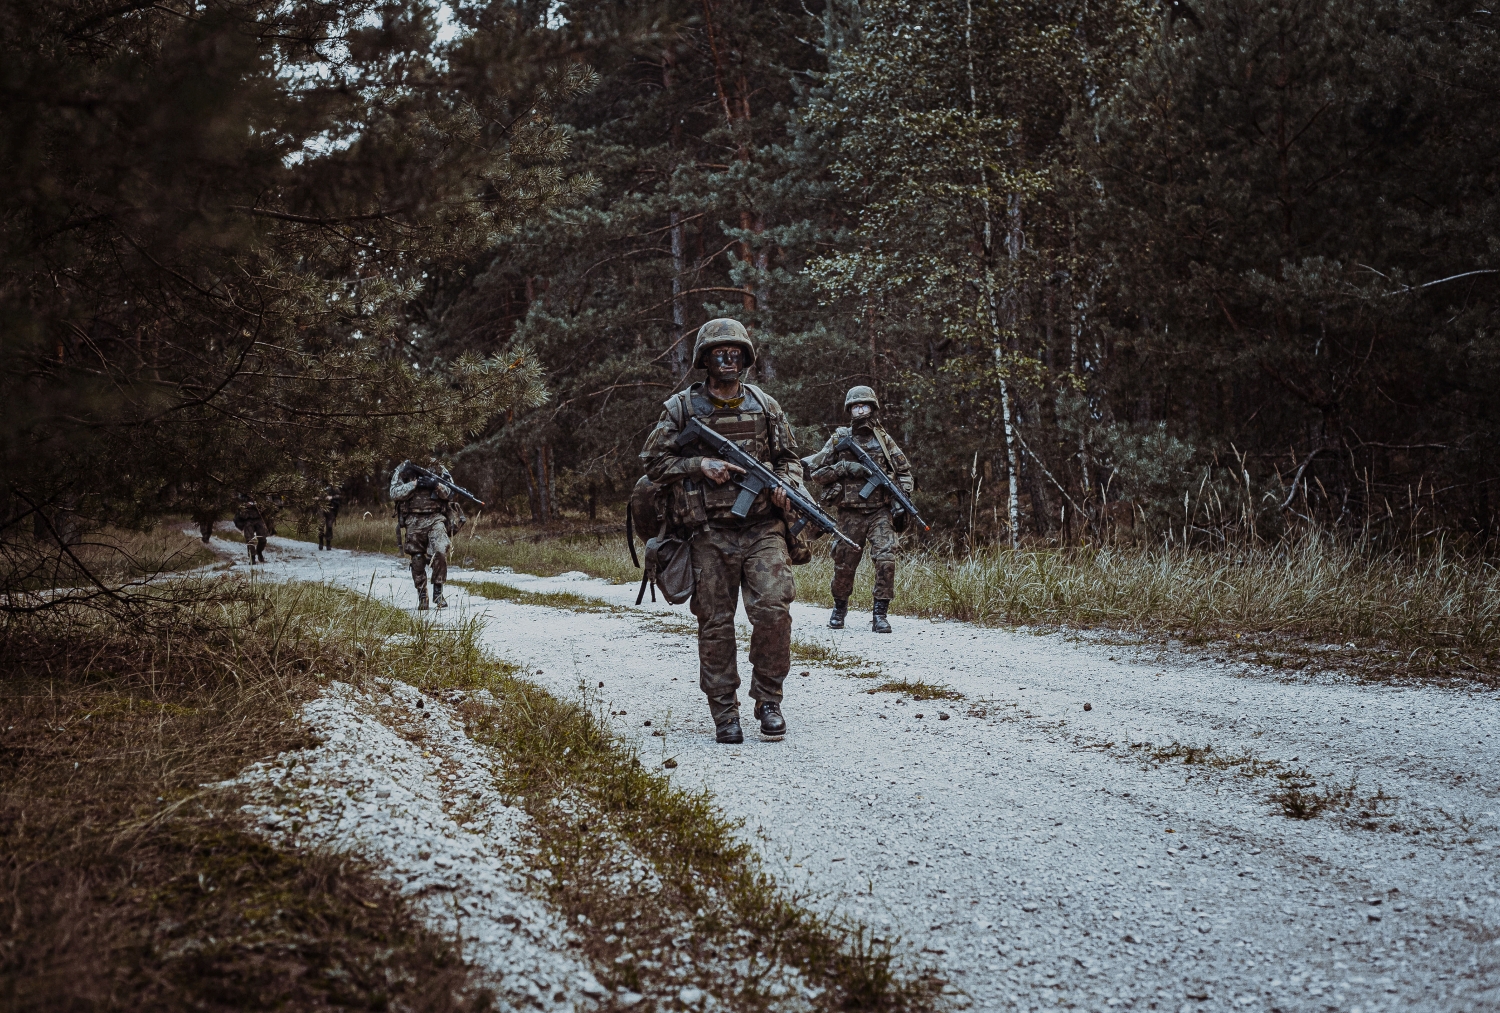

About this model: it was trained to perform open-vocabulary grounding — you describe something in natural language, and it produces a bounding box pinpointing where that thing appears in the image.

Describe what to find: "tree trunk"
[671,211,688,378]
[965,0,1021,548]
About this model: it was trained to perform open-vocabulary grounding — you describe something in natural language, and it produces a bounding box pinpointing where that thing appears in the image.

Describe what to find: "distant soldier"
[803,386,915,633]
[316,484,343,550]
[233,493,271,564]
[390,459,464,610]
[192,508,217,543]
[639,318,806,744]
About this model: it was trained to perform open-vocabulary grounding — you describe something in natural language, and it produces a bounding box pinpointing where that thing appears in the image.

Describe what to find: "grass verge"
[0,581,491,1012]
[338,514,1500,682]
[3,520,219,596]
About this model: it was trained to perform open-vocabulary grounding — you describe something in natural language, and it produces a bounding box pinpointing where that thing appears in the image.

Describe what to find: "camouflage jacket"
[804,424,914,511]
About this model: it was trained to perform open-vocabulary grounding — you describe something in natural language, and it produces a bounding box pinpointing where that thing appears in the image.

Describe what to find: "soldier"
[640,319,805,744]
[803,385,915,633]
[390,459,460,611]
[233,493,271,564]
[316,484,343,550]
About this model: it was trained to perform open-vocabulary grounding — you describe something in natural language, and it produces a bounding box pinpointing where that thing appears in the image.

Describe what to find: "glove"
[835,460,870,479]
[415,475,437,491]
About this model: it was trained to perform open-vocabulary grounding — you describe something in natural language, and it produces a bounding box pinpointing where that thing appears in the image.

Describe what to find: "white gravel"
[223,677,608,1010]
[215,531,1500,1013]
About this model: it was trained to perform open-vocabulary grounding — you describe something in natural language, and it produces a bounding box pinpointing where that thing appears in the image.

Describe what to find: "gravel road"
[230,532,1500,1013]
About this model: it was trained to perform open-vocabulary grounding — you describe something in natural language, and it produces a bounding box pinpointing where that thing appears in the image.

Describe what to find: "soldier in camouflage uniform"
[803,386,915,633]
[234,493,271,564]
[390,459,459,611]
[640,319,806,744]
[316,484,343,550]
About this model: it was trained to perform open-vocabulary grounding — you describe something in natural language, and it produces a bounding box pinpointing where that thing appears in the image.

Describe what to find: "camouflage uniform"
[805,424,914,603]
[390,462,456,609]
[234,496,271,563]
[316,485,342,550]
[640,380,805,728]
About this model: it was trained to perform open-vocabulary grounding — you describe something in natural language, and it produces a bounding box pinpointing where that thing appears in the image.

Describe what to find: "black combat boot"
[417,587,430,611]
[715,714,744,744]
[828,598,848,629]
[872,598,892,634]
[754,700,787,741]
[432,583,448,609]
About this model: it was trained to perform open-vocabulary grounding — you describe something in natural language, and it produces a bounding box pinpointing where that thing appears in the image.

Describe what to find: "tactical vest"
[667,383,776,526]
[829,426,901,510]
[401,471,454,516]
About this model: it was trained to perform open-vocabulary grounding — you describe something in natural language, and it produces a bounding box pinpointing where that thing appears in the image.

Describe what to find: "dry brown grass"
[1,520,219,607]
[0,585,490,1013]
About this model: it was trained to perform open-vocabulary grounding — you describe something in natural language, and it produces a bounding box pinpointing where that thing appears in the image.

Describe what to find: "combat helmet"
[692,318,757,369]
[844,385,880,413]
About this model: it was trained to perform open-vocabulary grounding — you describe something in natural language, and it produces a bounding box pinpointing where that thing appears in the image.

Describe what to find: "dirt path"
[230,532,1500,1013]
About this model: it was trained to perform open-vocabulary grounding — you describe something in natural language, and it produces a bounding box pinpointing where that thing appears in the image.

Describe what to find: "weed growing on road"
[866,680,964,701]
[453,579,625,613]
[791,633,878,673]
[0,581,491,1012]
[1130,740,1275,777]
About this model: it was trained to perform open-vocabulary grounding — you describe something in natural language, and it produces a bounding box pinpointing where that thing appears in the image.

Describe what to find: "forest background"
[4,0,1499,603]
[426,0,1500,550]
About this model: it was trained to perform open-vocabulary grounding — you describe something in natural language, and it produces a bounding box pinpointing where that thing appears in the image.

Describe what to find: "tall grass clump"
[800,533,1500,679]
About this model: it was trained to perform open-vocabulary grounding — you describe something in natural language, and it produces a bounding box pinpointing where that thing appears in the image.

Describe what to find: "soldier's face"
[706,345,744,382]
[850,403,873,421]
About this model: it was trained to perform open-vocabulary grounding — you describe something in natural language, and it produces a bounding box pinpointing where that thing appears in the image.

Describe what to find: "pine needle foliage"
[1,0,597,607]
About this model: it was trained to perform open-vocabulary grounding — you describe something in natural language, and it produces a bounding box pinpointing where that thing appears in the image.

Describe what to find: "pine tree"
[1083,0,1500,538]
[1,0,590,601]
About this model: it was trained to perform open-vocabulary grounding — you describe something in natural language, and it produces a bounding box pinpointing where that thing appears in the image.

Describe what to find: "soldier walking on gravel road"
[316,484,343,550]
[639,318,809,745]
[390,459,464,611]
[803,386,916,633]
[233,493,272,564]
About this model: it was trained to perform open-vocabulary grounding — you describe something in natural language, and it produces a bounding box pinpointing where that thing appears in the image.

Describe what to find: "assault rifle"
[672,417,859,549]
[401,462,486,507]
[832,434,930,532]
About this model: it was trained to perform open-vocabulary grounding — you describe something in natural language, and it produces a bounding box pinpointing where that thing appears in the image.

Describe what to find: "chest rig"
[668,384,775,526]
[833,426,897,510]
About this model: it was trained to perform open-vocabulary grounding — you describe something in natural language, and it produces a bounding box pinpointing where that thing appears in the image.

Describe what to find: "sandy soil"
[218,530,1500,1013]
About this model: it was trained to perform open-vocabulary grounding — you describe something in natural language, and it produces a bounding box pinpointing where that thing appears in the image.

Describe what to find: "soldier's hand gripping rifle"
[832,434,931,533]
[402,463,486,507]
[672,417,859,549]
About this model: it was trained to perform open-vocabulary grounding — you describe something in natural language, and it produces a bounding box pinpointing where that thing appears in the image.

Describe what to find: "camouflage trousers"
[689,518,795,722]
[404,513,450,590]
[318,509,338,548]
[242,518,269,546]
[831,507,898,601]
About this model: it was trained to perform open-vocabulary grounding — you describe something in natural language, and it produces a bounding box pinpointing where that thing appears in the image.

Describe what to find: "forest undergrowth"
[335,514,1500,684]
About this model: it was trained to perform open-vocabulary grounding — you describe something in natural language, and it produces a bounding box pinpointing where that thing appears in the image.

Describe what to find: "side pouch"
[784,526,813,565]
[643,534,695,605]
